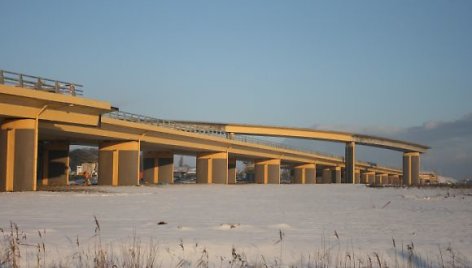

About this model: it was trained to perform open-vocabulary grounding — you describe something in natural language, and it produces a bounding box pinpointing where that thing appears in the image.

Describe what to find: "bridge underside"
[0,117,420,191]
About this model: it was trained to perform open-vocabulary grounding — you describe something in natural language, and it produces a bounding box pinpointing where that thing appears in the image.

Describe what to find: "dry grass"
[1,219,470,268]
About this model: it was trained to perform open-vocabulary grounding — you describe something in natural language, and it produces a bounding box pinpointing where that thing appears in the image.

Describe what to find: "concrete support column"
[389,175,399,185]
[42,141,70,186]
[354,169,361,184]
[345,141,356,184]
[322,168,331,184]
[294,163,316,184]
[255,159,280,184]
[228,158,237,184]
[362,171,375,184]
[98,141,140,186]
[378,174,388,185]
[0,119,37,191]
[403,152,420,186]
[360,172,367,184]
[196,152,228,184]
[143,151,174,184]
[381,174,389,185]
[332,166,342,183]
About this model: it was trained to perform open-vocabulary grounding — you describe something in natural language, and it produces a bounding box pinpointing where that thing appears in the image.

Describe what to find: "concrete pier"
[228,158,237,184]
[294,163,316,184]
[403,152,420,186]
[255,159,280,184]
[41,141,70,186]
[375,174,382,185]
[98,141,140,186]
[196,152,228,184]
[345,141,355,183]
[354,169,361,184]
[333,166,342,183]
[361,171,375,184]
[379,174,388,185]
[389,174,400,185]
[322,168,331,184]
[143,151,174,184]
[0,119,37,191]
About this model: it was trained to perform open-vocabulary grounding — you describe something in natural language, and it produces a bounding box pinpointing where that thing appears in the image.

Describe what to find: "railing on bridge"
[105,111,227,135]
[0,70,83,96]
[107,111,406,169]
[104,111,344,161]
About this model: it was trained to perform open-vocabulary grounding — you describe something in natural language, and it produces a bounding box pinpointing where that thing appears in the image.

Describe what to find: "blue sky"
[1,1,471,129]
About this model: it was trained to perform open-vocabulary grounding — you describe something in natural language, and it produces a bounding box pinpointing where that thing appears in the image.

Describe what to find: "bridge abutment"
[0,119,37,191]
[196,152,228,184]
[41,141,70,186]
[98,141,140,186]
[143,151,174,184]
[255,159,280,184]
[403,152,420,186]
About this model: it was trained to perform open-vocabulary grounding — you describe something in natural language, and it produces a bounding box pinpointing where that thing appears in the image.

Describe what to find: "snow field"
[0,184,471,266]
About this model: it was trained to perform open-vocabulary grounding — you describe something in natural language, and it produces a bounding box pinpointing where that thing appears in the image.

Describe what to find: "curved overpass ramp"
[170,121,429,185]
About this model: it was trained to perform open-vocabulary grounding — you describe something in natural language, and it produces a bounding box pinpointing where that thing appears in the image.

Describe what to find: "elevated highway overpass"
[0,70,430,191]
[170,121,429,187]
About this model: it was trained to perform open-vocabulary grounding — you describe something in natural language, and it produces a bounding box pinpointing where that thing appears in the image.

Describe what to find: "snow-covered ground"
[1,184,471,267]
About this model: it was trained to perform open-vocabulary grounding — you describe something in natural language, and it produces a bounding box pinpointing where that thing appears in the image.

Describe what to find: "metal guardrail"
[357,160,400,171]
[100,110,402,169]
[0,70,83,96]
[105,111,227,135]
[104,111,344,161]
[233,135,343,160]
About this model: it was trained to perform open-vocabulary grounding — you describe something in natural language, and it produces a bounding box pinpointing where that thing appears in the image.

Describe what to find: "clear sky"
[1,0,471,129]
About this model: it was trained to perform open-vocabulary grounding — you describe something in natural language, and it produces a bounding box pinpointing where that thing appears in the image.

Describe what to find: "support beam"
[98,141,140,186]
[294,163,316,184]
[332,166,342,183]
[228,158,237,184]
[196,152,228,184]
[143,151,174,184]
[403,152,420,186]
[42,141,70,186]
[255,159,280,184]
[345,141,355,184]
[0,119,37,191]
